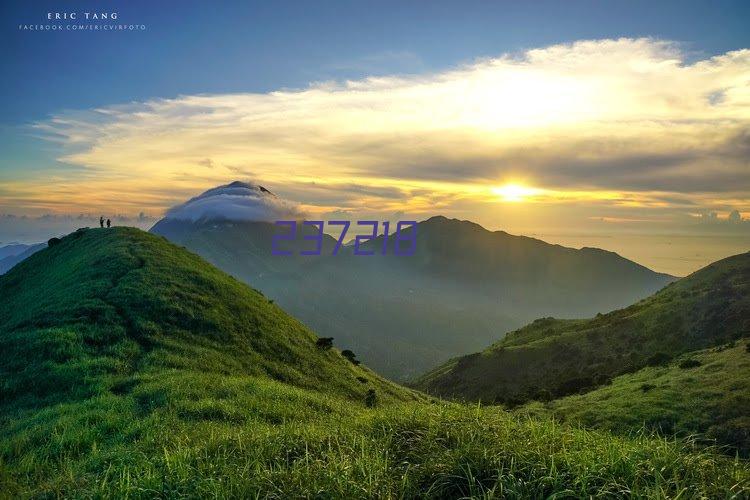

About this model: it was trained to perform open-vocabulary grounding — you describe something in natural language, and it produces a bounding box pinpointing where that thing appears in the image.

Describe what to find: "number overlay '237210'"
[272,220,417,256]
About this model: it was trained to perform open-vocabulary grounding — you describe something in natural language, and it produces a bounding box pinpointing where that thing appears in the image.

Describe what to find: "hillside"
[0,227,414,413]
[519,343,750,456]
[152,203,675,380]
[1,227,748,497]
[415,252,750,404]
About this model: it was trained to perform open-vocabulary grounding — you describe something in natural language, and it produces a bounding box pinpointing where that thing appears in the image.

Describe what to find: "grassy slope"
[520,343,750,456]
[415,252,750,404]
[1,228,748,497]
[0,227,410,409]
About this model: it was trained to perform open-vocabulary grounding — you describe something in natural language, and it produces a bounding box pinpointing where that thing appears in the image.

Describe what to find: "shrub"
[364,388,377,407]
[707,416,750,457]
[646,352,672,366]
[316,337,334,350]
[679,359,702,369]
[456,352,480,369]
[535,388,552,402]
[341,350,360,365]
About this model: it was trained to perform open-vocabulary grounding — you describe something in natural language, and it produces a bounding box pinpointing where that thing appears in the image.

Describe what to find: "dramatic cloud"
[25,38,749,219]
[164,181,306,222]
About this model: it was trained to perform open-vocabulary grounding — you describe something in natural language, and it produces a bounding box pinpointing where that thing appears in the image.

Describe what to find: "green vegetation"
[1,228,748,497]
[0,227,409,410]
[520,343,750,457]
[415,252,750,405]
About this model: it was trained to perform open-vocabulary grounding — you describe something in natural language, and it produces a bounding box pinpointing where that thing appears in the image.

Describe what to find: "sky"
[1,0,749,274]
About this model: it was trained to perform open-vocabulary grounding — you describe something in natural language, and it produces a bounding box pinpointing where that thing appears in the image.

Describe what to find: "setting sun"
[491,183,542,202]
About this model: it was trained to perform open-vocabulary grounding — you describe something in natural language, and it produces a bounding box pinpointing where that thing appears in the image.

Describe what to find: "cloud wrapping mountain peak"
[165,181,305,222]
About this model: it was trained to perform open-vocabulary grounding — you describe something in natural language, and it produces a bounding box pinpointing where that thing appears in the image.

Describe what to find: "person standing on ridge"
[100,216,104,228]
[106,218,111,228]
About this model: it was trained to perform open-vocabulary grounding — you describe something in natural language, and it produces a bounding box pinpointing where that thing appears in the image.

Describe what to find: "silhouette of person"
[100,216,104,228]
[106,219,111,228]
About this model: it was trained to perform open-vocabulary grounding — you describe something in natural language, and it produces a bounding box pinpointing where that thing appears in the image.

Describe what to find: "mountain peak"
[161,181,304,223]
[224,180,275,196]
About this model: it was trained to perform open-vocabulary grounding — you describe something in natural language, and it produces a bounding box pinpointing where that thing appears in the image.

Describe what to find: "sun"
[491,183,541,202]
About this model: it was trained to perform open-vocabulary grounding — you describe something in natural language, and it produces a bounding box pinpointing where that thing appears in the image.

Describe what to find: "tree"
[47,237,61,247]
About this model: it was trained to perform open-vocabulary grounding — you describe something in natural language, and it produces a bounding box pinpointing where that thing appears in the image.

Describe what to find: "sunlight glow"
[491,184,543,202]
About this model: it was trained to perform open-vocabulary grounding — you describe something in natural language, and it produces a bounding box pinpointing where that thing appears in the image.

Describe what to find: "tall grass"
[2,388,748,498]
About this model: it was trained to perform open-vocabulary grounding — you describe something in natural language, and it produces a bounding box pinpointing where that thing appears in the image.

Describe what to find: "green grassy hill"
[1,228,748,497]
[519,342,750,457]
[0,227,410,409]
[415,252,750,405]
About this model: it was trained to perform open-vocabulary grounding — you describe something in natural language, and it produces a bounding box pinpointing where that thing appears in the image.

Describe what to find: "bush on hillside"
[646,352,672,366]
[365,388,377,408]
[341,350,360,365]
[679,359,702,369]
[707,416,750,457]
[316,337,334,350]
[456,352,480,369]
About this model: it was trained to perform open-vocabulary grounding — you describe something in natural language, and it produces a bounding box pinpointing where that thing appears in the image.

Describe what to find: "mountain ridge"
[414,251,750,403]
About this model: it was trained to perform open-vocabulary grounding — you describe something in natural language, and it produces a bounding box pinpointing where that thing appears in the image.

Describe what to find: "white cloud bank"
[164,181,305,222]
[18,37,750,219]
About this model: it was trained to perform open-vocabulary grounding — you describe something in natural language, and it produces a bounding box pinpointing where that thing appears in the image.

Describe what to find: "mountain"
[1,227,747,497]
[0,243,33,260]
[415,252,750,404]
[519,342,750,456]
[0,242,45,274]
[151,186,675,380]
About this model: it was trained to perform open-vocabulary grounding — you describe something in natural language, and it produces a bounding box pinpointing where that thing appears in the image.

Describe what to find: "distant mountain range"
[151,186,675,380]
[415,251,750,406]
[0,242,45,274]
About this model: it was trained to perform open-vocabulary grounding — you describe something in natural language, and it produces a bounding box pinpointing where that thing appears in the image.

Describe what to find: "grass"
[519,342,750,457]
[2,389,750,498]
[1,227,749,497]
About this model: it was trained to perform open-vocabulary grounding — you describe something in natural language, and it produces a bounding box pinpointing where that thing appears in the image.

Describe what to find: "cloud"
[164,181,306,222]
[13,37,750,220]
[0,213,158,244]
